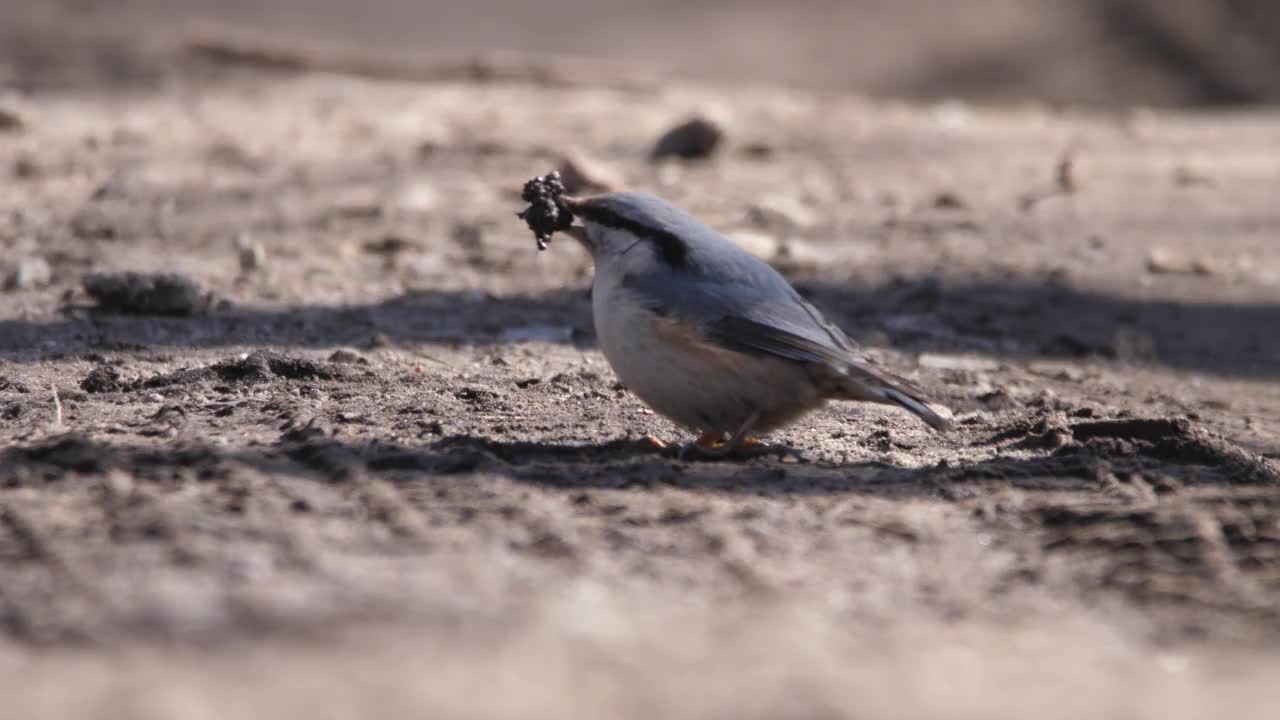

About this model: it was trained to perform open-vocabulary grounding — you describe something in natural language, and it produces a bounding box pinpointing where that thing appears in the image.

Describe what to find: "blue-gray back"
[595,192,861,367]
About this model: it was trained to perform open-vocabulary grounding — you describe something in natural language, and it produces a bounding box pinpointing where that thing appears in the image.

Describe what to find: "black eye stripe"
[575,203,688,268]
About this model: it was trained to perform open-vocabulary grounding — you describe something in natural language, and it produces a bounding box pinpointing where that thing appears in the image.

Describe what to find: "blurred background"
[3,0,1279,107]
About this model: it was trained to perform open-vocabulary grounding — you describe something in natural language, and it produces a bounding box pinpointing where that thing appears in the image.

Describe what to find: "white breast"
[590,257,819,434]
[581,221,822,435]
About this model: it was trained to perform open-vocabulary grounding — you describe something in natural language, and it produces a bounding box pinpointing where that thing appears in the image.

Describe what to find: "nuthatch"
[524,180,953,457]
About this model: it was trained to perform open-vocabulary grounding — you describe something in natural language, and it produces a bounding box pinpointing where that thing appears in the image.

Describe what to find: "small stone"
[1146,247,1216,276]
[396,182,437,213]
[932,101,973,130]
[932,191,967,210]
[401,252,448,281]
[1189,258,1217,276]
[1145,247,1181,273]
[81,365,126,393]
[327,349,369,365]
[1172,166,1214,187]
[364,234,419,254]
[557,149,624,194]
[739,141,775,160]
[5,256,52,290]
[651,116,725,161]
[0,105,24,132]
[236,233,265,273]
[12,155,37,179]
[1054,149,1079,193]
[103,471,135,499]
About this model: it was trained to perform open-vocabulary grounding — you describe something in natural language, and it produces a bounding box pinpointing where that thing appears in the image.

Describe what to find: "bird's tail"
[878,384,954,431]
[833,365,955,431]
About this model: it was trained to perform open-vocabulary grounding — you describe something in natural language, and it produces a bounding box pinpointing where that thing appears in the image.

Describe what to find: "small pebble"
[1146,247,1216,276]
[651,116,725,161]
[103,471,135,498]
[397,182,438,213]
[739,141,776,159]
[0,105,24,132]
[80,364,126,393]
[1172,166,1214,187]
[402,252,449,281]
[932,191,967,210]
[1055,149,1079,193]
[236,233,265,273]
[932,100,973,131]
[12,155,37,179]
[364,234,419,255]
[328,349,369,365]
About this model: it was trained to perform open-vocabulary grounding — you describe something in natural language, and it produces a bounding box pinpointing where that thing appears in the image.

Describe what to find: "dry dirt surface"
[2,36,1280,720]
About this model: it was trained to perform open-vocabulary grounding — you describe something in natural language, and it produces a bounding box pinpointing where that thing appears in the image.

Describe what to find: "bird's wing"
[620,272,859,368]
[705,312,851,366]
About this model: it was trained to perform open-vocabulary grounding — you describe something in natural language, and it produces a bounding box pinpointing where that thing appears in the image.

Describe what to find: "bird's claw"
[672,435,804,462]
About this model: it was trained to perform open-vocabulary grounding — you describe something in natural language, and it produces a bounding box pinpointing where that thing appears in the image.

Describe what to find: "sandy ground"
[1,27,1280,720]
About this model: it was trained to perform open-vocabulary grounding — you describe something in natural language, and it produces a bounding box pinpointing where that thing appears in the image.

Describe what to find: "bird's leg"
[680,412,760,459]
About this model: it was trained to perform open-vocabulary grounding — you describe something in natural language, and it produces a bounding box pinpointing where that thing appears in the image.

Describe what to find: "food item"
[517,171,575,251]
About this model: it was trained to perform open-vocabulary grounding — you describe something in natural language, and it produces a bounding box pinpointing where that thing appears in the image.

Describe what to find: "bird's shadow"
[7,419,1272,498]
[3,276,1277,380]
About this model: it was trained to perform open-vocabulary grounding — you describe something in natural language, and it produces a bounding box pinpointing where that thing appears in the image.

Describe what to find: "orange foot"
[680,433,801,462]
[695,430,727,449]
[641,434,669,451]
[678,432,767,460]
[694,432,764,450]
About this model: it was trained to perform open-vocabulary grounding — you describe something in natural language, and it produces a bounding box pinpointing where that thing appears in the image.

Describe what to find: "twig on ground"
[50,384,63,430]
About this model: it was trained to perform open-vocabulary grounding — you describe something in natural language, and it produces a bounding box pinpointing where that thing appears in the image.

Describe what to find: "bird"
[550,190,953,458]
